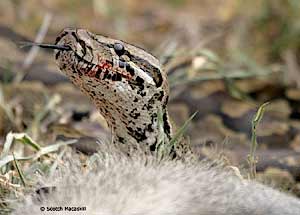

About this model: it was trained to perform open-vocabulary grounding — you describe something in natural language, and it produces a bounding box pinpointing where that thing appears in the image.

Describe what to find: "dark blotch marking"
[116,73,122,81]
[152,67,163,87]
[139,91,146,97]
[112,73,122,81]
[157,91,164,101]
[163,111,171,137]
[55,31,68,44]
[127,126,147,142]
[130,81,144,92]
[71,32,89,58]
[149,91,164,107]
[78,70,83,77]
[71,32,77,38]
[132,76,146,92]
[103,72,109,80]
[71,64,83,77]
[112,74,117,81]
[127,126,134,133]
[129,108,140,119]
[119,60,126,68]
[91,91,96,96]
[135,76,144,84]
[130,55,163,87]
[79,40,86,56]
[87,63,93,72]
[147,123,154,132]
[163,95,169,109]
[126,64,135,76]
[55,51,61,60]
[95,68,102,78]
[149,143,156,151]
[117,136,125,144]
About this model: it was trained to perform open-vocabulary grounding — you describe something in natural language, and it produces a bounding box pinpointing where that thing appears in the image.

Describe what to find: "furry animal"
[13,148,300,215]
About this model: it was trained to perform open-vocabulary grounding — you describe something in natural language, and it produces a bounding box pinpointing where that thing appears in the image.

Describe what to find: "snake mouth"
[20,42,71,51]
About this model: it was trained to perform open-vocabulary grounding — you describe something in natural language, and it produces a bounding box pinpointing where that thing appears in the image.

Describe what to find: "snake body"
[54,28,175,151]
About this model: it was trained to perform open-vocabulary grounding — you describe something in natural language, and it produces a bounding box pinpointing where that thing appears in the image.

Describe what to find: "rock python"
[32,28,189,155]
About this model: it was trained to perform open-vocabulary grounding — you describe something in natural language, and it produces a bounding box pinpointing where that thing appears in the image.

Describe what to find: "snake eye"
[114,43,125,56]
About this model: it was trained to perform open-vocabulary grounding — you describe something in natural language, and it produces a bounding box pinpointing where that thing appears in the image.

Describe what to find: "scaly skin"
[54,28,177,152]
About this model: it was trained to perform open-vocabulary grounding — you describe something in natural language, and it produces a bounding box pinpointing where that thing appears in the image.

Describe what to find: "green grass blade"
[2,133,41,153]
[169,111,197,147]
[248,102,270,179]
[12,153,26,187]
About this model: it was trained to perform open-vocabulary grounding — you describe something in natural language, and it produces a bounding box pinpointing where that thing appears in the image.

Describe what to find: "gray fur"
[13,151,300,215]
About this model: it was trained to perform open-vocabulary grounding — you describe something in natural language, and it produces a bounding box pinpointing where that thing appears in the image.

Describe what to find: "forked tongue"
[19,41,70,51]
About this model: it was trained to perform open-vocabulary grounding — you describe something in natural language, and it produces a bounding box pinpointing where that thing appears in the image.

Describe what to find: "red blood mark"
[119,69,132,80]
[80,53,134,81]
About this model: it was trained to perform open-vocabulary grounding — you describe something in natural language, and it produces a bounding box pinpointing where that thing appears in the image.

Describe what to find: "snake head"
[54,28,165,85]
[54,28,171,145]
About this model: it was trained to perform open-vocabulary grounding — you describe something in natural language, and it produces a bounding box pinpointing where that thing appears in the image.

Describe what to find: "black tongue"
[19,41,71,51]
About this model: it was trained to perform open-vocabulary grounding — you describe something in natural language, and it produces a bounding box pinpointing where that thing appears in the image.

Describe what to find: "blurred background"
[0,0,300,196]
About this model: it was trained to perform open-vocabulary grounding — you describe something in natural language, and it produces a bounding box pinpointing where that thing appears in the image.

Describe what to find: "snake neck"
[109,107,172,148]
[80,71,172,148]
